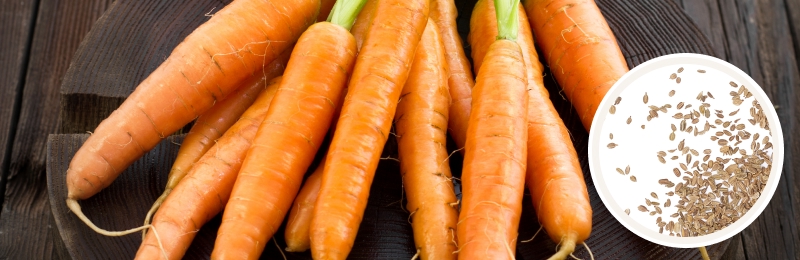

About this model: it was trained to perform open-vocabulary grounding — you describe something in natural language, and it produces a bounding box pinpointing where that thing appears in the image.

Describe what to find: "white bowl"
[588,53,784,248]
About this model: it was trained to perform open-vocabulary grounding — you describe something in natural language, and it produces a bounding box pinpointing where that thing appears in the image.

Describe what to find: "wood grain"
[679,0,800,259]
[58,0,230,134]
[0,0,39,207]
[0,0,112,259]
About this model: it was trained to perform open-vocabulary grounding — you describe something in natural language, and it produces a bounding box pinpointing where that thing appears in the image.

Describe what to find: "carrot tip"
[547,238,576,260]
[142,189,171,240]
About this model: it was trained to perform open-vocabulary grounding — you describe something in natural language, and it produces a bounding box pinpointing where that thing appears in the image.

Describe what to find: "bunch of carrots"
[64,0,629,259]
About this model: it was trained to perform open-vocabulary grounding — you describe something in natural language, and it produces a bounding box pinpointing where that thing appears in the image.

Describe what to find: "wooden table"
[0,0,797,259]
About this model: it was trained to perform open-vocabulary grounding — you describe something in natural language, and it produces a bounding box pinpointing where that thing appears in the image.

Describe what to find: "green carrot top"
[494,0,520,40]
[327,0,368,30]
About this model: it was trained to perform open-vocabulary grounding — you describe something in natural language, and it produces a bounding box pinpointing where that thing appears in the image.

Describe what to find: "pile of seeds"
[610,67,774,237]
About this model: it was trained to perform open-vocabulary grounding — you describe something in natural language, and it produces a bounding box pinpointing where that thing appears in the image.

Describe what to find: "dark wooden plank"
[682,0,800,258]
[0,0,39,207]
[0,0,113,258]
[721,235,746,260]
[59,0,230,134]
[678,0,728,60]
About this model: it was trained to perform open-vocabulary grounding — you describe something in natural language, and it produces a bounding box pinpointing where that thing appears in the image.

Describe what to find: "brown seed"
[616,168,625,175]
[671,156,679,160]
[678,67,684,73]
[658,156,666,164]
[608,143,618,149]
[730,81,738,87]
[698,69,706,73]
[630,176,637,182]
[651,192,658,199]
[615,97,622,105]
[669,132,676,141]
[642,125,646,129]
[670,73,677,79]
[627,116,632,124]
[610,105,617,114]
[669,90,676,97]
[638,205,648,212]
[673,168,681,177]
[676,77,682,84]
[625,165,631,174]
[729,109,740,116]
[610,133,614,139]
[707,92,715,99]
[643,93,649,104]
[625,209,630,215]
[665,199,672,207]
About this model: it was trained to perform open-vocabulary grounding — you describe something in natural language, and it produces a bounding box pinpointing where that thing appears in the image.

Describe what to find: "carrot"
[284,158,326,252]
[65,0,319,234]
[456,0,528,259]
[319,0,337,22]
[471,0,592,259]
[134,76,282,260]
[349,0,376,50]
[430,0,474,150]
[142,50,291,233]
[522,0,628,131]
[211,3,361,256]
[395,19,459,260]
[309,0,430,258]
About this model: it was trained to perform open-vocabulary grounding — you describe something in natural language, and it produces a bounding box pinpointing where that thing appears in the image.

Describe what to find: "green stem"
[494,0,520,41]
[327,0,368,31]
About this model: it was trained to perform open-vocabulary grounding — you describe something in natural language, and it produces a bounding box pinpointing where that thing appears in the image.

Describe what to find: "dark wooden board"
[0,0,39,207]
[46,0,745,259]
[678,0,800,259]
[0,0,113,259]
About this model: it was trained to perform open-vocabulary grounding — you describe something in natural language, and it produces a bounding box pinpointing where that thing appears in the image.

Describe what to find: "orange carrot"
[349,0,376,50]
[65,0,319,233]
[284,158,326,252]
[211,17,358,259]
[472,0,592,259]
[430,0,474,150]
[395,19,459,260]
[319,0,337,22]
[142,50,291,232]
[523,0,628,131]
[309,0,430,258]
[134,76,282,260]
[457,0,528,259]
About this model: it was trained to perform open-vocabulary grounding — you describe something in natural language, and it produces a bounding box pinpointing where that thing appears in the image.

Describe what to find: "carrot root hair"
[142,188,171,239]
[699,246,710,260]
[66,199,168,259]
[548,237,576,260]
[521,225,543,243]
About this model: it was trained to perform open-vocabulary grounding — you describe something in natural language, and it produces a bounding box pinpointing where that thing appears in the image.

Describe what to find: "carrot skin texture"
[430,0,474,150]
[284,159,326,252]
[135,77,282,260]
[310,0,431,258]
[523,0,628,131]
[350,0,377,51]
[211,22,357,260]
[472,0,593,252]
[457,39,528,260]
[396,20,458,260]
[166,51,290,190]
[65,0,319,200]
[318,0,337,22]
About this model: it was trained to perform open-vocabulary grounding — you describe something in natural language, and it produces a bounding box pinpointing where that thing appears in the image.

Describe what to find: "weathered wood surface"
[0,0,113,259]
[678,0,800,259]
[0,0,790,258]
[0,0,39,208]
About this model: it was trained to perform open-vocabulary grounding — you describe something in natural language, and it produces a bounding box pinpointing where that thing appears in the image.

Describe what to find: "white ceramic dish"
[588,53,784,248]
